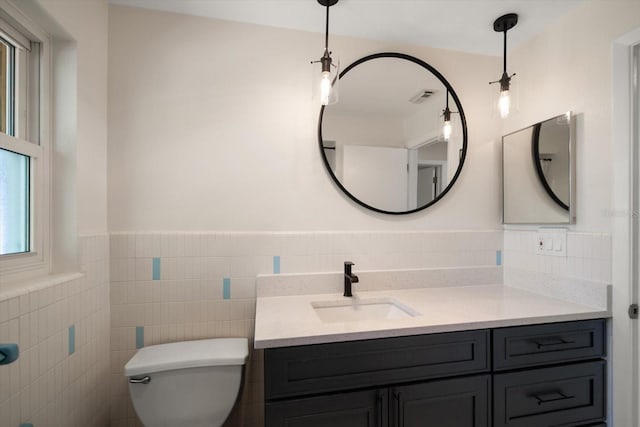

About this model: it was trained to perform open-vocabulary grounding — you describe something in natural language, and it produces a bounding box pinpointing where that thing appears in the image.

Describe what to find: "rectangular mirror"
[503,112,575,224]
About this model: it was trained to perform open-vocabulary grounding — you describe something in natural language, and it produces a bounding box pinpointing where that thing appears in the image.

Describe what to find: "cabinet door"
[266,388,387,427]
[391,375,490,427]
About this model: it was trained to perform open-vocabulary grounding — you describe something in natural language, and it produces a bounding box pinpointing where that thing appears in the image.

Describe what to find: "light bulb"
[499,89,511,118]
[443,120,452,141]
[320,70,332,106]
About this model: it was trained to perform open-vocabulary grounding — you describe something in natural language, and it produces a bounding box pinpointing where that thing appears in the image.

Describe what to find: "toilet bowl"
[125,338,248,427]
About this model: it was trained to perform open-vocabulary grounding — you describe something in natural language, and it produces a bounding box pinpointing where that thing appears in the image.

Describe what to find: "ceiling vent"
[409,90,436,104]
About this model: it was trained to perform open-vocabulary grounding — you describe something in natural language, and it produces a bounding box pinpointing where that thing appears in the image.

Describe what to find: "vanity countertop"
[254,284,610,349]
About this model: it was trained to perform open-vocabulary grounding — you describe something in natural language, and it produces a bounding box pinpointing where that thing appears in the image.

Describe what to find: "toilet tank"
[125,338,248,427]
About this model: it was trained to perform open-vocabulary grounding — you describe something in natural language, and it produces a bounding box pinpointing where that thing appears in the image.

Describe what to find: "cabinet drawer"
[266,388,387,427]
[493,320,605,370]
[265,330,489,399]
[493,360,605,427]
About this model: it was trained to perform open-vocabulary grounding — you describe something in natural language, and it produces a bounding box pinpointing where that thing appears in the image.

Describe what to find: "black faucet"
[344,261,359,297]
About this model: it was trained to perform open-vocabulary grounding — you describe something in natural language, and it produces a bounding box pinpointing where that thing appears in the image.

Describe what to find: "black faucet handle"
[344,261,354,274]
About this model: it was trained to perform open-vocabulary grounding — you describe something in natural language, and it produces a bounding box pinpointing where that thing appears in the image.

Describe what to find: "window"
[0,7,50,277]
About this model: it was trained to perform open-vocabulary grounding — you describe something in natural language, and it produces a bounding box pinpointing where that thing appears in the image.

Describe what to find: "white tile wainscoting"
[0,229,612,427]
[0,235,111,427]
[503,230,612,306]
[108,230,503,426]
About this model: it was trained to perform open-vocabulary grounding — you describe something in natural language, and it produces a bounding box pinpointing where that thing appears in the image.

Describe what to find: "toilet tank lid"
[124,338,248,377]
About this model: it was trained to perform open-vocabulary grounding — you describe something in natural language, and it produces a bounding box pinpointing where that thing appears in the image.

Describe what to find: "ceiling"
[108,0,583,56]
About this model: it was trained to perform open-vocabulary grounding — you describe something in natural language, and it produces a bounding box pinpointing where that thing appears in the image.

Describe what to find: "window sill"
[0,271,83,302]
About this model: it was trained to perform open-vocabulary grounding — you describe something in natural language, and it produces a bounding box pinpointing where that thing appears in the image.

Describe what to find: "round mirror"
[319,52,467,215]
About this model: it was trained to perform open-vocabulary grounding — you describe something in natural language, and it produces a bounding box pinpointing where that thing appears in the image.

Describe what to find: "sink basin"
[311,297,420,323]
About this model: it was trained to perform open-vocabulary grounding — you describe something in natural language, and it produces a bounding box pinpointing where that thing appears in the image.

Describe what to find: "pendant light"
[489,13,518,119]
[312,0,339,105]
[442,90,457,141]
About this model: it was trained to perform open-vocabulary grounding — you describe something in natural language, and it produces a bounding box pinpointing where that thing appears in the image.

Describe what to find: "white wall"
[507,0,640,233]
[107,5,502,231]
[35,0,109,235]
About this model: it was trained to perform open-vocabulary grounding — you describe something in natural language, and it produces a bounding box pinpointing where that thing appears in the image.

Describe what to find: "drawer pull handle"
[531,391,575,405]
[533,338,575,349]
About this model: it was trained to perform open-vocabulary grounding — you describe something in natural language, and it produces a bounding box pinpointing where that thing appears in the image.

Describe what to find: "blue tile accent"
[20,424,34,427]
[223,278,231,300]
[152,258,161,280]
[68,325,75,355]
[496,250,502,266]
[273,256,281,274]
[136,326,144,349]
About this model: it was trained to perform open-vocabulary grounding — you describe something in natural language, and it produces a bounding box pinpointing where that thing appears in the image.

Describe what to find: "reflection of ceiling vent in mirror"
[409,90,435,104]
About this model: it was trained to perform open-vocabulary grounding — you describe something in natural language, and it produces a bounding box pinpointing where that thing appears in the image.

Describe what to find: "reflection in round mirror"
[532,114,571,211]
[318,53,467,214]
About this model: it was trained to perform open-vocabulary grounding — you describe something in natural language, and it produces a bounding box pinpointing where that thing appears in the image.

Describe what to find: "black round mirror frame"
[531,123,569,211]
[318,52,468,215]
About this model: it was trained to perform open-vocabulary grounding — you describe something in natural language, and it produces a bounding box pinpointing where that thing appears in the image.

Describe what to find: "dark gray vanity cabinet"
[265,329,489,427]
[264,319,606,427]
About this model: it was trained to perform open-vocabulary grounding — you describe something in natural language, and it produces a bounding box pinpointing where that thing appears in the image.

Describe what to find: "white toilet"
[124,338,248,427]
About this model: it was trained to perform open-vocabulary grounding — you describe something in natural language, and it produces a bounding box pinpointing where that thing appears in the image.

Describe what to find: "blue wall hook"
[0,343,19,365]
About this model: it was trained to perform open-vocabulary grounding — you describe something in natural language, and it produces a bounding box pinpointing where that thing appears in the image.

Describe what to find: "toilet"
[124,338,248,427]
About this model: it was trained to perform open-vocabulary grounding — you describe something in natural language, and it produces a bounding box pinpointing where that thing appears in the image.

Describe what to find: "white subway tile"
[135,259,152,281]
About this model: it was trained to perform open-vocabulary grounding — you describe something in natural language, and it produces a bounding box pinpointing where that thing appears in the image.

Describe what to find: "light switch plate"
[536,228,567,257]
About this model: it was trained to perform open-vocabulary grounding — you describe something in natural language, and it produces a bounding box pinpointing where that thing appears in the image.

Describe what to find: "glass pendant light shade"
[498,86,510,118]
[490,75,518,119]
[442,107,453,140]
[443,119,452,140]
[317,56,339,105]
[320,71,331,105]
[441,90,457,141]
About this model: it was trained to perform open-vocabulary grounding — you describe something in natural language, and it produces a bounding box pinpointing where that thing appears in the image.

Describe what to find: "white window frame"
[0,0,50,279]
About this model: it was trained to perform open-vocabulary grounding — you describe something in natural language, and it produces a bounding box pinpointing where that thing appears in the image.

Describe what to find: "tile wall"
[503,229,612,306]
[0,230,610,427]
[0,235,110,427]
[109,230,503,427]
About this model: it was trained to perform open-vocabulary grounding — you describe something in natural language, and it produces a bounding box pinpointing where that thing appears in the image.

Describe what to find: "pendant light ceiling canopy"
[490,13,518,119]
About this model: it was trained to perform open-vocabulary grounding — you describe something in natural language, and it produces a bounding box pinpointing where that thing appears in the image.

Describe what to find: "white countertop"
[254,284,610,349]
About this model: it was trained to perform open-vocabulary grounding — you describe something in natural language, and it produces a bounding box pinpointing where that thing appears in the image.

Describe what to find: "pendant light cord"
[324,3,330,52]
[503,29,507,74]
